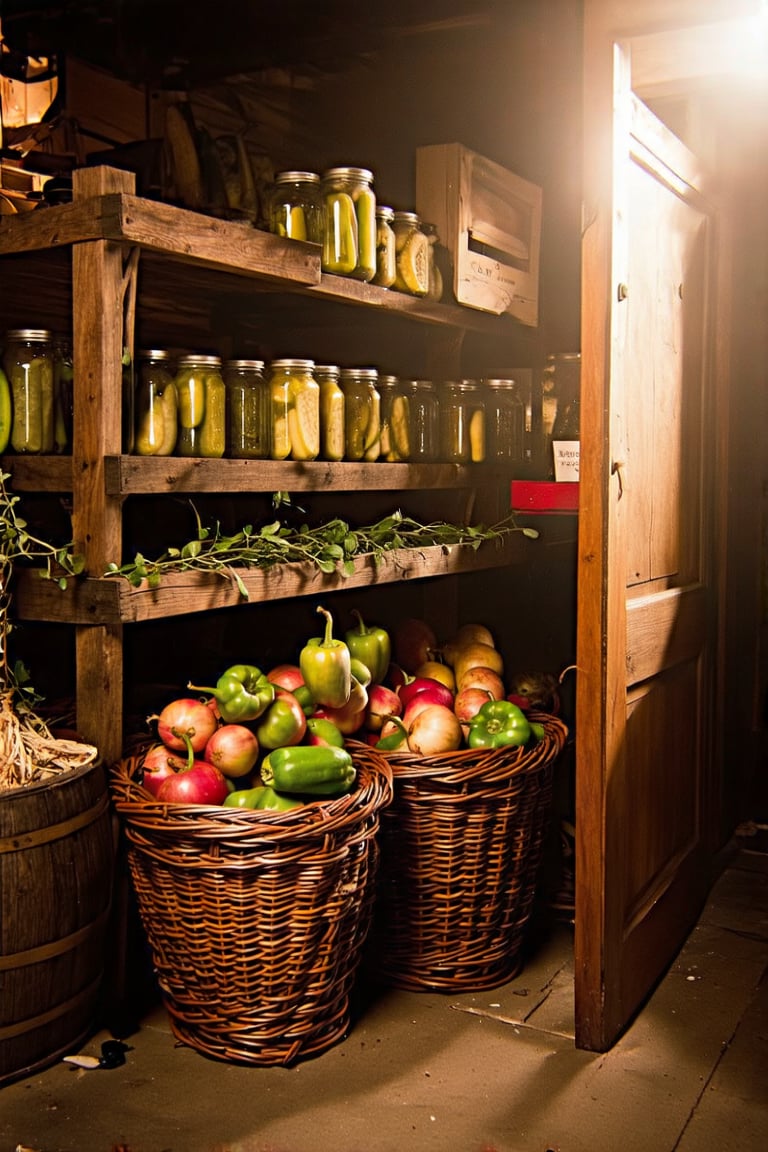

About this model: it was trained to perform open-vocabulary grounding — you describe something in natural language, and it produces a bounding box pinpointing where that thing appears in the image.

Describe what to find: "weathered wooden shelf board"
[4,456,511,495]
[14,537,523,624]
[0,193,320,286]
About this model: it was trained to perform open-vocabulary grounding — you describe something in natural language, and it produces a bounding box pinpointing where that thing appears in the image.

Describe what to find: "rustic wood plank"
[14,537,525,624]
[103,456,510,494]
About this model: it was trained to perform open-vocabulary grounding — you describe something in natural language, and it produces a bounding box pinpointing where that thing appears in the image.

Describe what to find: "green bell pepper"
[466,699,532,749]
[300,606,351,708]
[222,786,267,809]
[255,692,307,750]
[188,664,275,723]
[306,716,346,748]
[345,609,391,685]
[254,786,304,812]
[260,744,356,796]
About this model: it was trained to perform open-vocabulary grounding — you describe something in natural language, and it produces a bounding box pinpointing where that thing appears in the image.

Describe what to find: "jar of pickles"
[135,350,177,456]
[174,354,226,458]
[484,377,526,464]
[3,328,54,454]
[315,364,345,462]
[440,380,485,464]
[373,205,396,288]
[403,378,439,462]
[224,359,269,459]
[268,358,319,461]
[52,335,74,454]
[392,212,429,297]
[268,171,324,243]
[321,167,376,282]
[377,374,410,462]
[339,367,380,461]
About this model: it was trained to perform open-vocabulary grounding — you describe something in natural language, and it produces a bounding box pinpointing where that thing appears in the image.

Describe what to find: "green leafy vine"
[104,496,538,600]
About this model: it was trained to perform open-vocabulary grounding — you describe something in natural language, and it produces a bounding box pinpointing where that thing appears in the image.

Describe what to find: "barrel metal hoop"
[0,793,110,854]
[0,905,111,971]
[0,976,102,1041]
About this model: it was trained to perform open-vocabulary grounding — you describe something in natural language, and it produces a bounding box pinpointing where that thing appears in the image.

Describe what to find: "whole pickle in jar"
[197,373,226,458]
[157,381,178,456]
[177,371,206,429]
[323,191,358,275]
[135,384,166,456]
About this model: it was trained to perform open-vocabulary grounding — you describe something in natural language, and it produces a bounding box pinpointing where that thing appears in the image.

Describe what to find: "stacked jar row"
[268,168,441,300]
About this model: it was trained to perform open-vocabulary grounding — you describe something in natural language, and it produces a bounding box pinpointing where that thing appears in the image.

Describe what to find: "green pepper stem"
[317,604,335,648]
[351,608,367,636]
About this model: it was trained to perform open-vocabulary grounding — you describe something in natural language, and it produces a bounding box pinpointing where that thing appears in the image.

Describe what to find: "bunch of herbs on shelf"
[105,492,538,598]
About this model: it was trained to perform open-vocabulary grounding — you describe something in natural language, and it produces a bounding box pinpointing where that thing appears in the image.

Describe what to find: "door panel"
[575,26,719,1050]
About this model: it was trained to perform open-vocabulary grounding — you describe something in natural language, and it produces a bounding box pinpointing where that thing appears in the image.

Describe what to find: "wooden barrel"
[0,759,114,1084]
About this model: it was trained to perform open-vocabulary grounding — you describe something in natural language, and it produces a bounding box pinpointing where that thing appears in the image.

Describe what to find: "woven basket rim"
[110,738,393,843]
[379,711,568,783]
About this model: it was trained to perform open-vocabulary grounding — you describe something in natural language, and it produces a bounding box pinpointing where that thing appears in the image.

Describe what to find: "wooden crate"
[416,143,542,326]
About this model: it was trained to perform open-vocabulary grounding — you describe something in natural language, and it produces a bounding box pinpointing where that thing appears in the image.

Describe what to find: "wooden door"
[574,17,725,1050]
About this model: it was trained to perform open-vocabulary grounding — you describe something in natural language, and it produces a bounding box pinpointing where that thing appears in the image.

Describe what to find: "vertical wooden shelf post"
[71,166,135,764]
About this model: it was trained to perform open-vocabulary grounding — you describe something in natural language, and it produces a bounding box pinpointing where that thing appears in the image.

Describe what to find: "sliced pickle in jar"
[397,230,429,296]
[288,389,319,460]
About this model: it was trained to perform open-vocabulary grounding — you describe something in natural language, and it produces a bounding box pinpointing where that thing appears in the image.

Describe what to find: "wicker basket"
[367,712,568,992]
[110,742,392,1066]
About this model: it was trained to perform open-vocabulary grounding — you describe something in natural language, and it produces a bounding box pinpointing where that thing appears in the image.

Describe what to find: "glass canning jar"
[377,374,410,462]
[339,367,380,461]
[224,359,269,458]
[135,350,177,456]
[392,211,429,297]
[440,380,485,464]
[403,378,439,462]
[315,364,345,462]
[484,378,526,464]
[3,328,54,454]
[321,167,376,282]
[268,171,324,244]
[174,354,226,458]
[373,205,396,288]
[268,358,319,461]
[52,334,74,454]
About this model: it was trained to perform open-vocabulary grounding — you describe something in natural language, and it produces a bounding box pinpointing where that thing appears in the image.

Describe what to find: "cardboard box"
[416,143,542,326]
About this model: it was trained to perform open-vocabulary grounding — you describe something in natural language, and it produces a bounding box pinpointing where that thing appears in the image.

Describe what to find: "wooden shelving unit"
[0,165,529,764]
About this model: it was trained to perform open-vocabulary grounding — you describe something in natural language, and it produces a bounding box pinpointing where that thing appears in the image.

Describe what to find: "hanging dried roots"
[0,691,98,791]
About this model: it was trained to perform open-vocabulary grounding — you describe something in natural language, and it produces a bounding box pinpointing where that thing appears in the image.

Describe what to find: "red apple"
[140,743,185,797]
[204,724,260,778]
[157,759,229,806]
[266,663,305,692]
[365,683,402,732]
[454,686,494,725]
[398,677,455,711]
[456,666,506,701]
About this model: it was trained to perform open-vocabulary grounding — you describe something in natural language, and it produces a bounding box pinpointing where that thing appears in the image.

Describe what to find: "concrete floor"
[1,850,767,1152]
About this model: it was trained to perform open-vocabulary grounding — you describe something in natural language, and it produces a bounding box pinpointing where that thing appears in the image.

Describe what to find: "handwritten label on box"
[553,440,580,482]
